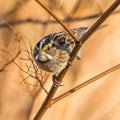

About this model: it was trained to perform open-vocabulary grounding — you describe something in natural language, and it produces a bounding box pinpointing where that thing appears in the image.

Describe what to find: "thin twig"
[35,0,80,43]
[51,64,120,105]
[14,61,48,94]
[0,51,21,72]
[34,0,120,120]
[14,41,48,94]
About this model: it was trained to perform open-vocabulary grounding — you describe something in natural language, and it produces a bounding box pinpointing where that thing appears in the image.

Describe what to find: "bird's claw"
[53,75,64,87]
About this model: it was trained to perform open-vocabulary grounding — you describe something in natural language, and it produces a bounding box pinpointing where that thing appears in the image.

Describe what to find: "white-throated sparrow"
[33,26,104,74]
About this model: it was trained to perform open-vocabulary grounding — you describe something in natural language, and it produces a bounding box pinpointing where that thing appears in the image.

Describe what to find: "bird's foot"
[52,74,64,87]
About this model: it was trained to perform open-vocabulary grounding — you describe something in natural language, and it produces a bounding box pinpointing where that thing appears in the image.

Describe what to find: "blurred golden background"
[0,0,120,120]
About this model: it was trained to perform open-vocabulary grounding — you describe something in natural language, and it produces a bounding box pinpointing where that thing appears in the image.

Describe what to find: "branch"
[34,0,120,120]
[51,64,120,105]
[14,41,48,94]
[0,10,120,28]
[35,0,80,42]
[0,51,21,72]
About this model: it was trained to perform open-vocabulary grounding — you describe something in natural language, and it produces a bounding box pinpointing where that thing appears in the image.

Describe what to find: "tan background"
[0,0,120,120]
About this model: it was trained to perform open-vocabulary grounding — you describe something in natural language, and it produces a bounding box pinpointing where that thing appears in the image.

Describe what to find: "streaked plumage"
[33,26,104,74]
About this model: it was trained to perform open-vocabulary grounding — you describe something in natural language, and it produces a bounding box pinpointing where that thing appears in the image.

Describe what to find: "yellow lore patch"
[42,45,49,51]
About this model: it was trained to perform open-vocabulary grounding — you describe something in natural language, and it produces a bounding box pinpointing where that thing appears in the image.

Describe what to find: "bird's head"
[33,35,56,62]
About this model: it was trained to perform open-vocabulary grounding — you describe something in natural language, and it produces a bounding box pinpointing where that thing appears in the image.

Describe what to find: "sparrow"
[33,26,105,74]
